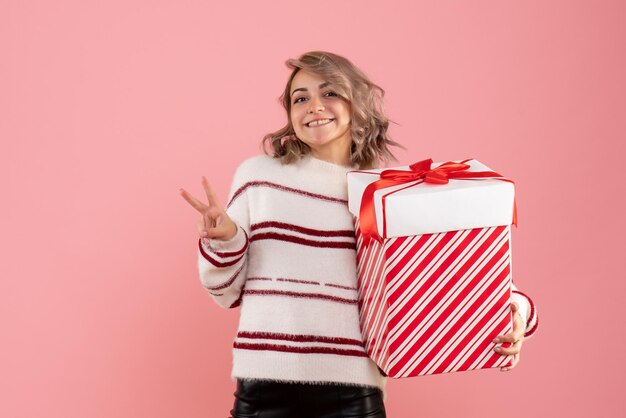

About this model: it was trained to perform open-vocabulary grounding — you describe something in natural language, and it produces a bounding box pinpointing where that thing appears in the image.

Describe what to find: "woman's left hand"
[492,302,525,372]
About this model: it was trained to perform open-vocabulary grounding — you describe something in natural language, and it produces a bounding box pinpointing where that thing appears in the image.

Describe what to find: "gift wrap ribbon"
[358,158,518,246]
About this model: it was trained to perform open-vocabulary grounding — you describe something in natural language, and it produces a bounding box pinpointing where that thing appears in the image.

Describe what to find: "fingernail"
[494,347,501,352]
[201,231,207,237]
[492,338,499,343]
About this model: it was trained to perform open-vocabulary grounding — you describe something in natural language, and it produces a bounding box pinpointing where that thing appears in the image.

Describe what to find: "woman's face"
[289,70,352,159]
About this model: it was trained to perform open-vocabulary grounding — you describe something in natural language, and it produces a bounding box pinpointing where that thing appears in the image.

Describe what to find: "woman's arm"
[197,164,251,309]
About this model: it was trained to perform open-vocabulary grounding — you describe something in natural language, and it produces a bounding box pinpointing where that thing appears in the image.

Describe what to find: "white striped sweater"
[197,154,538,399]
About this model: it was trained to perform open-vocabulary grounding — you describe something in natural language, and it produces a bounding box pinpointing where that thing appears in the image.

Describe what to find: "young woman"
[180,51,537,418]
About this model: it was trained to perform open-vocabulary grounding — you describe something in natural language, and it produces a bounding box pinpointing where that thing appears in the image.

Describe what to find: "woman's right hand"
[179,176,238,241]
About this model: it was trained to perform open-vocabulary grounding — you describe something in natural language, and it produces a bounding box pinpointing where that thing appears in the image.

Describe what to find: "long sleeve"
[197,163,251,309]
[510,281,539,340]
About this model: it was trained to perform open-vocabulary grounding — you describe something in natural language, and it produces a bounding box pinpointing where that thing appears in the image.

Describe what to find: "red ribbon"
[358,158,517,246]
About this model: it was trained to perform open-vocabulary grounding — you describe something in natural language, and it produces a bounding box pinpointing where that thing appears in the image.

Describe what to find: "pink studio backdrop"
[2,1,624,417]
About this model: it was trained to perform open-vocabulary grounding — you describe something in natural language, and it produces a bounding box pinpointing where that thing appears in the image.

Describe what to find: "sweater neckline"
[302,154,359,173]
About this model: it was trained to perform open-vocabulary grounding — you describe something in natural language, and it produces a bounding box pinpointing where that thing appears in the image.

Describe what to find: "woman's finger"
[211,221,235,238]
[201,219,234,240]
[204,210,213,230]
[494,337,524,356]
[493,304,525,344]
[197,217,206,235]
[201,176,222,209]
[493,327,523,344]
[201,206,223,236]
[501,351,521,372]
[180,188,208,213]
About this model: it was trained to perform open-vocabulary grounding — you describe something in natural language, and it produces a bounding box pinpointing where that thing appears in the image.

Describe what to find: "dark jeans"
[229,378,387,418]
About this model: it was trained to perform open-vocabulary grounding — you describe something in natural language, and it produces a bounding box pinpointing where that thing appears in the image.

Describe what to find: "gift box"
[347,158,518,377]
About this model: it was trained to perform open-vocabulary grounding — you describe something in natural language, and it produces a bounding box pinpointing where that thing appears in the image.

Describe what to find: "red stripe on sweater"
[198,239,246,267]
[242,289,357,305]
[200,227,249,258]
[250,232,356,250]
[203,263,246,291]
[325,283,358,291]
[228,181,348,209]
[525,315,539,337]
[233,342,368,357]
[236,331,365,347]
[248,277,356,291]
[229,294,243,309]
[252,221,355,238]
[276,278,322,285]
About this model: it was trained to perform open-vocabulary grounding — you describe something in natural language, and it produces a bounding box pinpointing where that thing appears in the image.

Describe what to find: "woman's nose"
[308,96,325,112]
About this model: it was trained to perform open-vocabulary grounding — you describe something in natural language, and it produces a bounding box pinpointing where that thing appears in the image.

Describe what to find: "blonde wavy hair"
[260,50,406,169]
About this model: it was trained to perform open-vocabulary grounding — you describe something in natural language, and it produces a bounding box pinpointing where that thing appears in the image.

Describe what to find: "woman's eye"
[293,92,337,104]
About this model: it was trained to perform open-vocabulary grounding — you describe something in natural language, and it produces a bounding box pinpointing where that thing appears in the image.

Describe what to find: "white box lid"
[347,159,516,238]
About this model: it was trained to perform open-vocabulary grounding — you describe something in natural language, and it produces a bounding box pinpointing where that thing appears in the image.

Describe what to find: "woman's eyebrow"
[291,82,331,96]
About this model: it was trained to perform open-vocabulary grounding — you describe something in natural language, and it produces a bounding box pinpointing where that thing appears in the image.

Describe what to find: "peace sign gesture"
[179,176,238,242]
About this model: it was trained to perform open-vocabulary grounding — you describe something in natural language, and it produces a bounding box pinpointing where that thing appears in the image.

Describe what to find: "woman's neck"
[309,149,351,168]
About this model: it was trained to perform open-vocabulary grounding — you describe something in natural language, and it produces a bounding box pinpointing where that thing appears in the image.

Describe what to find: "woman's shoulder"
[238,154,276,168]
[235,154,289,178]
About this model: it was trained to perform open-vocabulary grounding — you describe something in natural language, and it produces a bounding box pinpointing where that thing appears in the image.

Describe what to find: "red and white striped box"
[347,158,517,377]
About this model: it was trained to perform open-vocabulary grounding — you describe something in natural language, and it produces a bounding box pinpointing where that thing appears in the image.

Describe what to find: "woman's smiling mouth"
[306,118,334,127]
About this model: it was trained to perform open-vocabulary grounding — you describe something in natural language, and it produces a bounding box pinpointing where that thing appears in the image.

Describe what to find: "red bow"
[358,158,517,246]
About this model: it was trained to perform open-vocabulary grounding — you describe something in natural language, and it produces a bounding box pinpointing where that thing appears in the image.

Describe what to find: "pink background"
[2,1,624,417]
